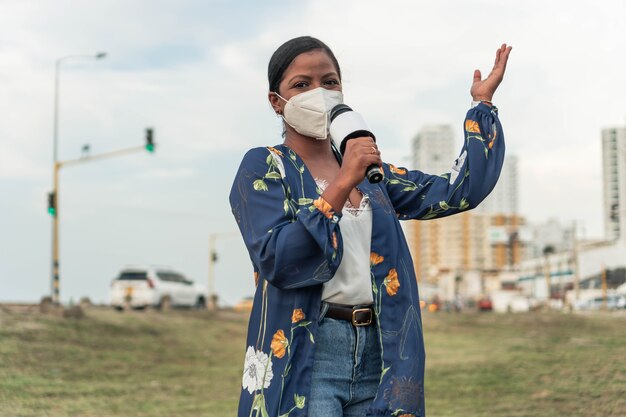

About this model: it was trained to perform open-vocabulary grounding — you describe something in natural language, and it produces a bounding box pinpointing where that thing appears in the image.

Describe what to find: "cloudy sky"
[1,0,625,305]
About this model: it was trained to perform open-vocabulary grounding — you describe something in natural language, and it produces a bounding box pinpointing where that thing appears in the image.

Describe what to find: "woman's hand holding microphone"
[339,137,382,188]
[320,136,382,215]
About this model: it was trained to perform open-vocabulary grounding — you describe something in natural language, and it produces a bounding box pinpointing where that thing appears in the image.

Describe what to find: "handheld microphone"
[329,104,384,184]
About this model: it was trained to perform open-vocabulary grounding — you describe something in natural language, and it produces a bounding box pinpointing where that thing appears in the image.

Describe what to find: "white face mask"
[275,87,344,140]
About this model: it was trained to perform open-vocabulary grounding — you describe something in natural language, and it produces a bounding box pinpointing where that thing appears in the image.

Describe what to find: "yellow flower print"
[488,126,497,149]
[384,268,400,296]
[465,120,481,134]
[266,146,283,157]
[370,252,384,266]
[331,232,338,250]
[292,308,305,323]
[389,163,407,175]
[270,329,289,359]
[398,414,415,417]
[313,197,335,219]
[254,271,259,287]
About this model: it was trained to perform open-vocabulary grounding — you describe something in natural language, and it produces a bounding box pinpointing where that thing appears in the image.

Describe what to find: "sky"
[1,0,625,306]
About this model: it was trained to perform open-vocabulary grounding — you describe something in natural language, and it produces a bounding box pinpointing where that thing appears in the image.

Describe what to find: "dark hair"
[267,36,342,94]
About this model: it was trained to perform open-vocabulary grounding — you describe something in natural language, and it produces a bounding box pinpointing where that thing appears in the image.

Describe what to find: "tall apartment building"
[476,155,519,215]
[407,124,524,291]
[412,125,455,174]
[602,125,626,240]
[410,212,525,279]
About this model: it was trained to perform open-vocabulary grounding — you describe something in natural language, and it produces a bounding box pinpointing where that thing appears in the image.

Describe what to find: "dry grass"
[0,307,246,417]
[423,311,626,417]
[0,306,624,416]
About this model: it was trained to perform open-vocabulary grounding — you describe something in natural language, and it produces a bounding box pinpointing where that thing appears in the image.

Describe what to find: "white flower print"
[449,149,467,184]
[269,151,286,178]
[242,346,274,394]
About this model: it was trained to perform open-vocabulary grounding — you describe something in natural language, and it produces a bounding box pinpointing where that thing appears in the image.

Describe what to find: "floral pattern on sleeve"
[382,103,504,221]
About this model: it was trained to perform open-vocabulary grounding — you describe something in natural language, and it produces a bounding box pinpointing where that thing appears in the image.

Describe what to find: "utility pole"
[208,233,217,310]
[542,245,555,308]
[601,264,608,311]
[572,220,580,302]
[51,162,60,301]
[51,52,107,305]
[48,128,156,304]
[207,232,237,310]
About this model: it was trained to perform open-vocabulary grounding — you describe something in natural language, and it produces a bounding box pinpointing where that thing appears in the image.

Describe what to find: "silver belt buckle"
[352,307,372,326]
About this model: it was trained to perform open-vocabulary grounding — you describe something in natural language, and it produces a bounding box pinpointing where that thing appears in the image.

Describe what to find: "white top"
[316,179,374,305]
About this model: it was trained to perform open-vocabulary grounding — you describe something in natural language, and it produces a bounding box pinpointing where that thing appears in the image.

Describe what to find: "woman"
[230,36,511,417]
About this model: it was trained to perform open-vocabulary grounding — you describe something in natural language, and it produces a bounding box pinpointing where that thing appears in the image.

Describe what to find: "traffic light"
[611,203,619,221]
[145,128,155,153]
[47,192,56,217]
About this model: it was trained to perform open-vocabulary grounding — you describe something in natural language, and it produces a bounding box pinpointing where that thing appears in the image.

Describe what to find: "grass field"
[0,306,624,417]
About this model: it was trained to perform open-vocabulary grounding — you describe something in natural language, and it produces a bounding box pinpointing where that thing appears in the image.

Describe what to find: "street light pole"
[207,232,238,310]
[51,52,106,305]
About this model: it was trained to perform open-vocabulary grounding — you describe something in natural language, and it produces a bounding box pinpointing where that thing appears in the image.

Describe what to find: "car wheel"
[195,296,206,310]
[159,296,172,312]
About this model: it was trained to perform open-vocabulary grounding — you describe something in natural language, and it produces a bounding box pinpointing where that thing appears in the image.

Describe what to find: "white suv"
[110,266,207,310]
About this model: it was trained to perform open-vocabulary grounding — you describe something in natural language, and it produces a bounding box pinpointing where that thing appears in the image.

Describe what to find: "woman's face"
[269,49,341,114]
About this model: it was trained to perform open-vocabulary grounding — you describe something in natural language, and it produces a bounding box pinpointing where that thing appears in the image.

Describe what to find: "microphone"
[329,104,384,184]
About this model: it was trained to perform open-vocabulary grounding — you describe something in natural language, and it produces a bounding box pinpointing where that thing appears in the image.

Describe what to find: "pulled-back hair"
[267,36,341,94]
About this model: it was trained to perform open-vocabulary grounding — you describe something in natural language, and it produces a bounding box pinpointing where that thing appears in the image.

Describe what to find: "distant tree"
[542,245,556,257]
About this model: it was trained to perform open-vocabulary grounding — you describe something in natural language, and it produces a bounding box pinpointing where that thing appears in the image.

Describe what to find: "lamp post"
[50,52,106,305]
[208,232,238,310]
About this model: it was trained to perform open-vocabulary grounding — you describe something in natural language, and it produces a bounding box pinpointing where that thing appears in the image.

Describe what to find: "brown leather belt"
[324,302,375,327]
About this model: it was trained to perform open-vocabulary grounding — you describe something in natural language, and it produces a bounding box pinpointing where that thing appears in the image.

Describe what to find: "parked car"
[477,296,493,311]
[574,294,626,311]
[110,266,207,310]
[491,291,530,313]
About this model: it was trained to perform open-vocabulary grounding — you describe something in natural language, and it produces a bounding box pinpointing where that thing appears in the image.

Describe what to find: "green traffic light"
[145,128,154,153]
[47,192,56,216]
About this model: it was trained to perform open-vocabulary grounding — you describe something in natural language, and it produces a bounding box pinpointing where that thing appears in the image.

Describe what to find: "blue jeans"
[308,310,382,417]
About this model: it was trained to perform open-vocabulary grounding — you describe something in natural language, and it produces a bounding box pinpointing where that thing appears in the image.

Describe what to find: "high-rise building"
[412,125,455,174]
[475,155,519,215]
[410,212,526,283]
[407,125,525,299]
[602,125,626,240]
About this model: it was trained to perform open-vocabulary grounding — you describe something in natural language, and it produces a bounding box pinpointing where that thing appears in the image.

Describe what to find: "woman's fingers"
[357,141,382,164]
[347,138,383,166]
[340,138,384,186]
[497,45,512,70]
[473,69,482,83]
[501,46,512,69]
[490,45,512,81]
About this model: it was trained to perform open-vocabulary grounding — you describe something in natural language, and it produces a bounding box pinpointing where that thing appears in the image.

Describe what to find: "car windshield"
[118,271,148,280]
[156,272,189,283]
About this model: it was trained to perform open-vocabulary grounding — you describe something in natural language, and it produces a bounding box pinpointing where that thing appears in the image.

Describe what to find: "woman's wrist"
[472,98,493,107]
[320,177,352,215]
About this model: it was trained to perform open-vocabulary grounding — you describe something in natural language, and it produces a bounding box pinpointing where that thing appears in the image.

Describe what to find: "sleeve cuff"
[313,197,341,223]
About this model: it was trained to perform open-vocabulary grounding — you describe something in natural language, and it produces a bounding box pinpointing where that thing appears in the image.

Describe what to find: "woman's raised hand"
[470,43,512,102]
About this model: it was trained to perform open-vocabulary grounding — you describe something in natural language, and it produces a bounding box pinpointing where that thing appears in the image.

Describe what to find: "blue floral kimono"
[229,103,505,417]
